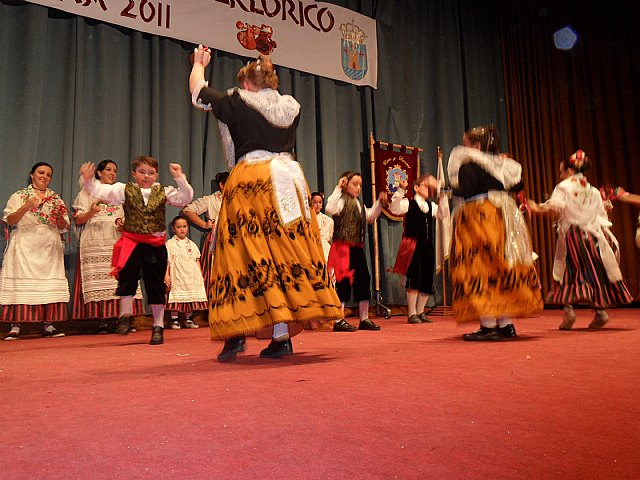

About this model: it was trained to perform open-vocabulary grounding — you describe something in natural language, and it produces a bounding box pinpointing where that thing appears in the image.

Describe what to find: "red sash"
[111,231,166,278]
[327,240,363,284]
[393,236,417,276]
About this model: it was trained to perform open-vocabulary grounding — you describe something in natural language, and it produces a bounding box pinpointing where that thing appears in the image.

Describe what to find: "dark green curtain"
[0,0,507,305]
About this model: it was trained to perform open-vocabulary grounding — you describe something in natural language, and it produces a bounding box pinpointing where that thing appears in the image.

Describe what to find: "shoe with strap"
[185,319,199,329]
[42,326,65,338]
[418,312,434,323]
[260,339,293,358]
[462,326,502,341]
[559,306,576,330]
[116,315,132,335]
[171,320,181,330]
[358,318,381,331]
[333,319,357,332]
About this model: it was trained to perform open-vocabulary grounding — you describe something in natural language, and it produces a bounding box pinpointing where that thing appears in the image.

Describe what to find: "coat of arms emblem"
[340,20,368,81]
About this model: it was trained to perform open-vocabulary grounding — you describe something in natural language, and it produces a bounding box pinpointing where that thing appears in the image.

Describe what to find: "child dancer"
[448,125,543,341]
[326,171,387,332]
[530,150,633,329]
[80,157,193,345]
[165,216,207,329]
[389,175,438,324]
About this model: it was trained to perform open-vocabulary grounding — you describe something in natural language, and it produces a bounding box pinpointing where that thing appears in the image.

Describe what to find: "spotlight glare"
[554,26,578,50]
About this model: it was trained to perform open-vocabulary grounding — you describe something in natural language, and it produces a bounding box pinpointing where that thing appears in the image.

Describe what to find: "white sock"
[273,322,289,341]
[43,323,55,332]
[185,312,193,320]
[120,296,133,316]
[9,324,20,334]
[416,293,429,315]
[359,300,369,321]
[151,304,165,328]
[406,290,418,316]
[480,316,497,328]
[497,316,512,327]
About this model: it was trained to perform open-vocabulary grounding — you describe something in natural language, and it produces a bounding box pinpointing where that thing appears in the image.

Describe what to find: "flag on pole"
[372,141,421,221]
[435,147,451,273]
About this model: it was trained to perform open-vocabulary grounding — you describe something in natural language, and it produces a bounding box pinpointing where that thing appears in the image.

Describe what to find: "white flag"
[435,149,451,273]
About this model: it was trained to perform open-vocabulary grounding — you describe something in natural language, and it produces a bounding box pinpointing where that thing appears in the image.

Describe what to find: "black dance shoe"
[116,315,132,335]
[462,326,502,341]
[259,339,293,358]
[407,314,422,324]
[333,319,357,332]
[418,313,434,323]
[358,318,381,331]
[217,336,246,362]
[498,324,518,338]
[150,326,164,345]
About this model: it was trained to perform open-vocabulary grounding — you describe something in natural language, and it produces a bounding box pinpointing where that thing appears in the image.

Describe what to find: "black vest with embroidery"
[332,196,367,244]
[404,198,433,245]
[123,183,166,234]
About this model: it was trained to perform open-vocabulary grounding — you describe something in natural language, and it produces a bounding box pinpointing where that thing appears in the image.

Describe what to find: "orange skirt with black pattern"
[207,158,342,340]
[450,199,543,323]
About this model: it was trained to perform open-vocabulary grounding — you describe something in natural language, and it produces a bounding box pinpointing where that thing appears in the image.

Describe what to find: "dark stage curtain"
[499,0,640,298]
[0,0,505,306]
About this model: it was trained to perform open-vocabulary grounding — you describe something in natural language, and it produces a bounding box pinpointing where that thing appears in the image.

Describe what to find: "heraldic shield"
[341,39,368,81]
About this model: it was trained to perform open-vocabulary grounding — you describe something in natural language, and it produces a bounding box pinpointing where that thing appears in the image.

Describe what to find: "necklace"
[32,186,47,192]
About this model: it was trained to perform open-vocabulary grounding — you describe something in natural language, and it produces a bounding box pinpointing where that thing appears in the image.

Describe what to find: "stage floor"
[2,309,639,479]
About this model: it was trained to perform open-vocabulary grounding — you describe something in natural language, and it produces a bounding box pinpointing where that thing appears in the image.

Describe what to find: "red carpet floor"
[2,309,640,479]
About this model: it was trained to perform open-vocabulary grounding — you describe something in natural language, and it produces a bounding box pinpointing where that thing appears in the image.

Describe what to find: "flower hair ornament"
[569,149,586,169]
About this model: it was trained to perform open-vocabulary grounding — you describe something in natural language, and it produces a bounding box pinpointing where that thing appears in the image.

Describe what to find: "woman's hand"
[192,45,211,67]
[24,195,40,209]
[80,162,96,183]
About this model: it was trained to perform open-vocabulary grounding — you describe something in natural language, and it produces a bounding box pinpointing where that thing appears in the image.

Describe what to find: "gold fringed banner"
[372,140,421,220]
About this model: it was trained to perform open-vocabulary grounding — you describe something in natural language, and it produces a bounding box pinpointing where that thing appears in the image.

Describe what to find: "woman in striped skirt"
[531,150,633,329]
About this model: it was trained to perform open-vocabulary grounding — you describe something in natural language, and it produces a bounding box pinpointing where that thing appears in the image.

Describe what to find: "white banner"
[24,0,378,88]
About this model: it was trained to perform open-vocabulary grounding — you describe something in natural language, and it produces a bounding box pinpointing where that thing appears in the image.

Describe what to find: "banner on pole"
[435,148,451,273]
[372,141,420,221]
[24,0,378,88]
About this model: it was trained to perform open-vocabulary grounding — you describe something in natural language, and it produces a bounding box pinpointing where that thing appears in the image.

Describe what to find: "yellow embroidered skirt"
[450,199,543,323]
[207,156,342,340]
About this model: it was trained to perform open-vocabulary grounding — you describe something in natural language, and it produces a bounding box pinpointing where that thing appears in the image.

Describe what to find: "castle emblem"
[340,20,368,81]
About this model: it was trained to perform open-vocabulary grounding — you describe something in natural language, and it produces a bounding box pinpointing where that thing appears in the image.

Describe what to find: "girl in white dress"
[2,162,70,340]
[164,216,207,329]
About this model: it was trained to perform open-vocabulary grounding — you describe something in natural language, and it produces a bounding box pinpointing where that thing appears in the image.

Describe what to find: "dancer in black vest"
[390,175,438,323]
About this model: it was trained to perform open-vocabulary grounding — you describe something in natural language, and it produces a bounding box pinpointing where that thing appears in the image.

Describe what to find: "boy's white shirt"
[82,174,194,208]
[325,186,382,223]
[389,188,439,217]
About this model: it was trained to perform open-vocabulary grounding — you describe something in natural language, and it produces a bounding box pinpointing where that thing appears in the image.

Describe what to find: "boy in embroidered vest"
[80,157,194,345]
[326,171,387,332]
[389,175,438,324]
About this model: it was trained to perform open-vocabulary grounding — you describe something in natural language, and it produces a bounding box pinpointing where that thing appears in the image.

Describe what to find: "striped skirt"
[1,302,67,323]
[548,226,633,308]
[70,255,144,319]
[200,230,215,288]
[166,301,208,313]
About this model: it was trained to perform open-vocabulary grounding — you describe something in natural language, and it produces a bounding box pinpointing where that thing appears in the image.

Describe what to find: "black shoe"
[150,326,164,345]
[42,327,65,338]
[498,324,517,338]
[116,315,132,335]
[462,326,502,341]
[217,336,246,362]
[96,322,109,335]
[260,338,293,358]
[408,314,422,324]
[358,318,381,331]
[333,319,357,332]
[418,312,434,323]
